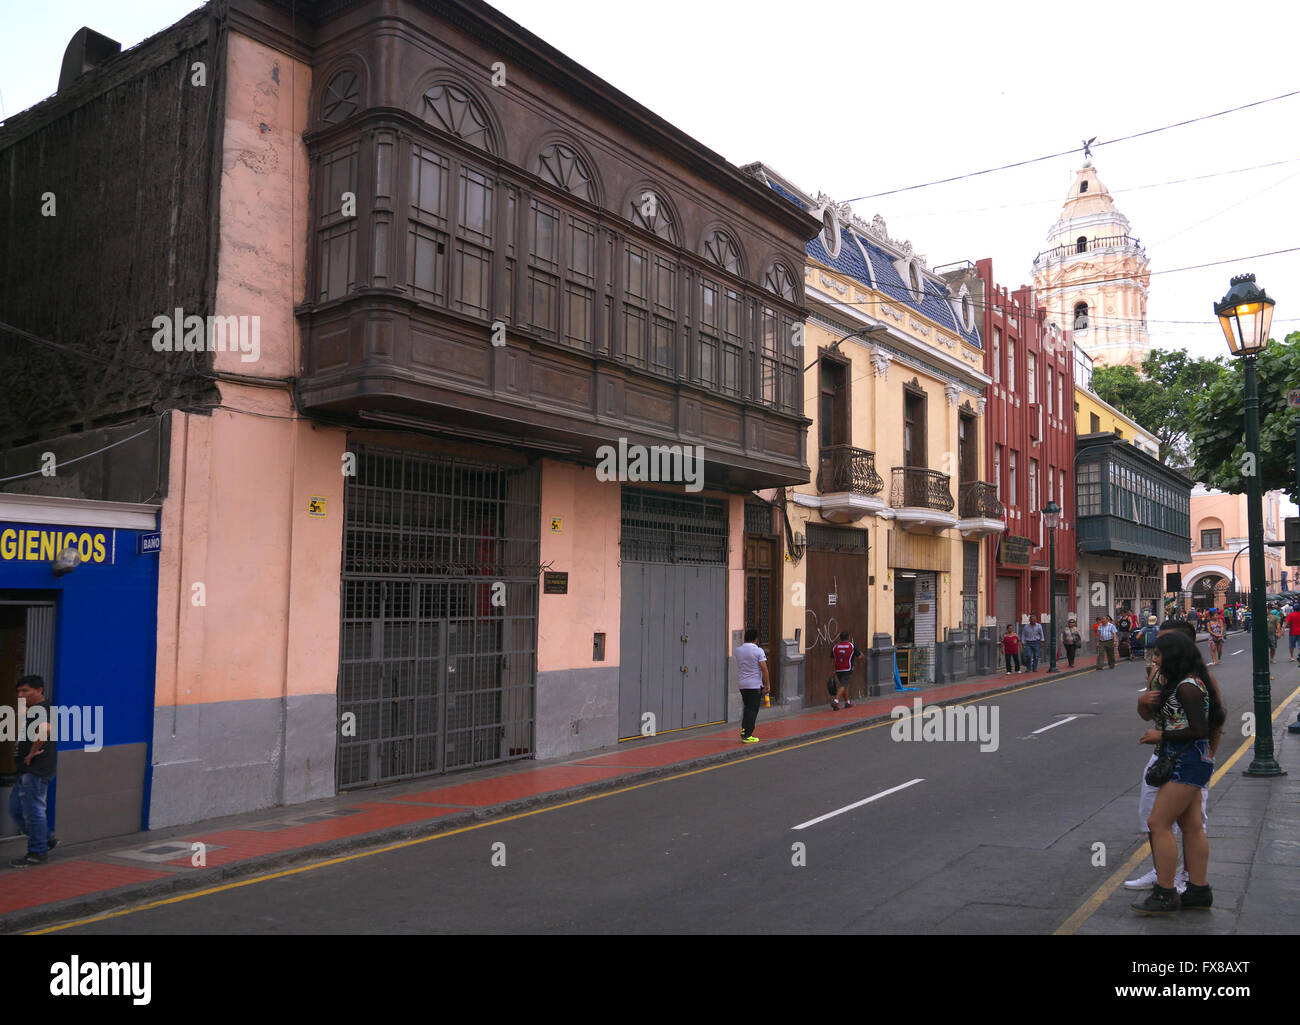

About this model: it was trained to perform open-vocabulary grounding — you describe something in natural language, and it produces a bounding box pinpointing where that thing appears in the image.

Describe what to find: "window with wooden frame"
[903,387,927,467]
[818,357,848,451]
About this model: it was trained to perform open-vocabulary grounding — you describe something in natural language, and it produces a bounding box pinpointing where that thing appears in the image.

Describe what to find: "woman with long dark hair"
[1131,630,1226,915]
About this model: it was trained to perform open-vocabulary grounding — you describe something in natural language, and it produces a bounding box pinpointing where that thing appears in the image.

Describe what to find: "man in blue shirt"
[1020,616,1045,672]
[1096,615,1118,670]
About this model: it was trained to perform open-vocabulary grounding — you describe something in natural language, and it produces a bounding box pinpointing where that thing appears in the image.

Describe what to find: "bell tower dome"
[1032,163,1150,367]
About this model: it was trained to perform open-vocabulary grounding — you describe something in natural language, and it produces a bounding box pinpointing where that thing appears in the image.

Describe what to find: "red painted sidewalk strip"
[0,861,171,914]
[162,802,459,869]
[391,764,629,805]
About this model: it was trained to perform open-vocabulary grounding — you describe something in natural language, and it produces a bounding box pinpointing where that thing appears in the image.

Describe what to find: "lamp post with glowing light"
[1214,273,1284,777]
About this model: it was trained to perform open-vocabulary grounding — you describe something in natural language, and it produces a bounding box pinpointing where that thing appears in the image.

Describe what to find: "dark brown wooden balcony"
[958,481,1004,520]
[816,445,884,496]
[891,467,954,511]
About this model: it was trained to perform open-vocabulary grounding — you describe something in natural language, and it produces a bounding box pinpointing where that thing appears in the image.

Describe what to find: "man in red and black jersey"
[831,632,861,711]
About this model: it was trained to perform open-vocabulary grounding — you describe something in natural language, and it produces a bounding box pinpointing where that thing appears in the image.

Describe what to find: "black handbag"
[1146,741,1192,786]
[826,674,838,696]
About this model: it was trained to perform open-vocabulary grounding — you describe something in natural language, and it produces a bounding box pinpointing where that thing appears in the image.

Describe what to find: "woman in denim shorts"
[1132,631,1224,915]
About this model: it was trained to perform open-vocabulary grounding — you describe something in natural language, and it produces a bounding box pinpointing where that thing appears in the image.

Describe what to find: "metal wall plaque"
[544,571,568,594]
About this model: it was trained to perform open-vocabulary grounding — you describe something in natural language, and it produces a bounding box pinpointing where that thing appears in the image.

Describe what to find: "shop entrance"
[337,446,540,789]
[0,598,56,839]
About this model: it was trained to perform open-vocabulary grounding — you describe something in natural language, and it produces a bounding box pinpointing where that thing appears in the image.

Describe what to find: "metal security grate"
[620,488,728,565]
[338,446,540,788]
[745,501,774,536]
[807,523,869,552]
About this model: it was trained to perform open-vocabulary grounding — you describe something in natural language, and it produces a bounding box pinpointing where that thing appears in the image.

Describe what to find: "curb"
[0,665,1093,934]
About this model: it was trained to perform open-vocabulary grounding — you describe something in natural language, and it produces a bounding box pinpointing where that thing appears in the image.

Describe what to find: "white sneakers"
[1124,866,1189,892]
[1124,868,1157,889]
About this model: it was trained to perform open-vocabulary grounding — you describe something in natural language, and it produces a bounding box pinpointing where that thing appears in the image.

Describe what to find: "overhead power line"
[842,88,1300,202]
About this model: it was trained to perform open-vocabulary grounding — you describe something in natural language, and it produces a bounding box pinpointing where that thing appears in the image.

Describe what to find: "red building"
[952,260,1077,635]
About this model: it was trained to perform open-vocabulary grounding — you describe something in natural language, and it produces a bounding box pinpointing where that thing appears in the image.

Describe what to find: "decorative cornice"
[945,383,962,407]
[870,347,892,379]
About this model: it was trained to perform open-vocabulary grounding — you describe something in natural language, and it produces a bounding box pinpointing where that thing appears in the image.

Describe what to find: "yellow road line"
[1054,681,1300,935]
[31,670,1081,934]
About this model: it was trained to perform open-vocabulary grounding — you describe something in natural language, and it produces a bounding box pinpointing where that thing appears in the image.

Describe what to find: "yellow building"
[1073,343,1158,455]
[747,165,999,699]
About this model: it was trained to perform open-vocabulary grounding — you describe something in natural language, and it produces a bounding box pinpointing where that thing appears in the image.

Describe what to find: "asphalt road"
[62,638,1290,934]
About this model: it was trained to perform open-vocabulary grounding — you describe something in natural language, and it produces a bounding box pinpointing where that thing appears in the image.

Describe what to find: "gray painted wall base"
[149,694,336,829]
[56,743,148,843]
[535,666,619,760]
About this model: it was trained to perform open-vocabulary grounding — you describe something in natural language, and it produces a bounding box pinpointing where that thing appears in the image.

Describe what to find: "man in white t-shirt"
[735,629,770,744]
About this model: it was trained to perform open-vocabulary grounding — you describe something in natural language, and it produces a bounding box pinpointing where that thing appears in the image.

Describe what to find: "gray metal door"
[338,446,540,788]
[996,575,1018,633]
[618,489,728,739]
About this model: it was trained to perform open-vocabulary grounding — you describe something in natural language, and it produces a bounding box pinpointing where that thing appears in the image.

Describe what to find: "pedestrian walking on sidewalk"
[1140,616,1159,666]
[1131,631,1223,915]
[1287,606,1300,662]
[1267,608,1281,662]
[735,629,769,744]
[831,631,861,710]
[1061,617,1082,668]
[1021,615,1044,672]
[1095,615,1117,670]
[8,675,60,868]
[1002,624,1022,674]
[1207,610,1225,665]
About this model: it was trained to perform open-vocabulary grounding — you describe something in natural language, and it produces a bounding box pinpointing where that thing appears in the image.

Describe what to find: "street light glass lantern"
[1214,273,1275,357]
[1042,500,1061,530]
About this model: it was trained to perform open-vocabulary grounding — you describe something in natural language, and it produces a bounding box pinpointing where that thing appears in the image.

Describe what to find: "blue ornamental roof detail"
[760,176,982,349]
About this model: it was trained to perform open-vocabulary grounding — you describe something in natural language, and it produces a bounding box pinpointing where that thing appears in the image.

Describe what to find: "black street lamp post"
[1214,273,1284,777]
[1043,500,1061,673]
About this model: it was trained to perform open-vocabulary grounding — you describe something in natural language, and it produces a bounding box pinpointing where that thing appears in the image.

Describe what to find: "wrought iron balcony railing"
[816,445,884,496]
[958,481,1005,520]
[890,467,955,512]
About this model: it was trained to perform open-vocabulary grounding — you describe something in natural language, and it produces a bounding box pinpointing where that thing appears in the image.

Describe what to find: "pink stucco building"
[1168,486,1287,609]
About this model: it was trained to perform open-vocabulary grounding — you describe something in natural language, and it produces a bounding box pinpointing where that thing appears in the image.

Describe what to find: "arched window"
[908,263,922,297]
[764,263,797,302]
[321,70,361,125]
[1074,302,1089,332]
[703,229,743,276]
[1076,236,1087,254]
[536,143,595,202]
[1080,180,1089,194]
[421,83,494,152]
[629,190,678,244]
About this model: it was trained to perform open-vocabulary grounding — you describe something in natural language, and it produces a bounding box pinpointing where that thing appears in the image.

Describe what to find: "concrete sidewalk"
[2,657,1297,934]
[1070,673,1300,935]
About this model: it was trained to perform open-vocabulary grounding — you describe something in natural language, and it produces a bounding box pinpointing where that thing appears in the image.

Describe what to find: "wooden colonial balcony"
[816,445,884,496]
[956,480,1007,539]
[890,466,957,534]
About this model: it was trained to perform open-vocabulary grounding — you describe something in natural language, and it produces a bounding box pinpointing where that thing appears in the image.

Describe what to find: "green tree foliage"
[1188,330,1300,503]
[1091,348,1223,467]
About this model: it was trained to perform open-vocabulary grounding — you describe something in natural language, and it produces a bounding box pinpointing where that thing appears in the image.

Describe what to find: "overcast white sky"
[3,0,1298,363]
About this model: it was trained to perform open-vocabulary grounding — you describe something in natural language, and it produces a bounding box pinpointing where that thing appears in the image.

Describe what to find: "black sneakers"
[1181,882,1213,910]
[8,852,48,868]
[1131,884,1181,915]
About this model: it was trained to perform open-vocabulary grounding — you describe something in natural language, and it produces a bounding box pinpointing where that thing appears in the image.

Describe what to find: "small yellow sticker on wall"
[551,517,563,533]
[308,496,328,518]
